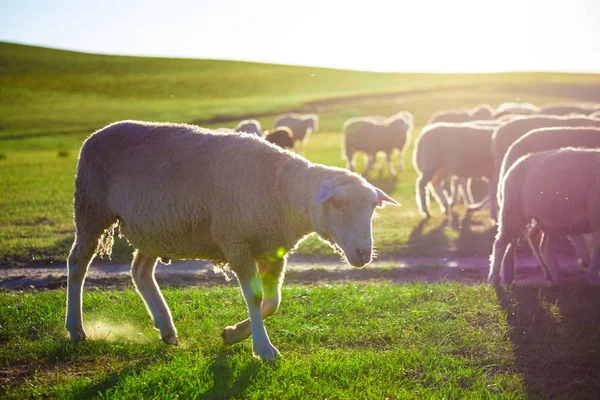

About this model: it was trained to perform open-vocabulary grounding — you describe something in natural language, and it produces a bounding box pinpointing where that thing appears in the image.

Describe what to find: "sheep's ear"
[374,187,401,208]
[315,179,335,206]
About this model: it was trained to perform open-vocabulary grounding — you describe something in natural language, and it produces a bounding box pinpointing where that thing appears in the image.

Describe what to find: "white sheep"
[234,119,262,136]
[413,122,495,218]
[342,111,413,177]
[494,102,537,119]
[489,147,600,285]
[66,120,399,361]
[274,113,319,154]
[491,127,600,284]
[489,115,600,221]
[427,104,494,125]
[536,103,600,116]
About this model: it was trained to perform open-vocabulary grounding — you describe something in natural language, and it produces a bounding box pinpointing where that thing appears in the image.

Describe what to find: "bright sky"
[1,0,599,73]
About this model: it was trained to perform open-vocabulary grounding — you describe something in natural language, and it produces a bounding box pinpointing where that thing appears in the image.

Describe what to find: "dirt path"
[0,254,590,291]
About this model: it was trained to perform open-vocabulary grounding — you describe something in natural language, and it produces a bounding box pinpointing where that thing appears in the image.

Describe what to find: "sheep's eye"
[331,198,344,208]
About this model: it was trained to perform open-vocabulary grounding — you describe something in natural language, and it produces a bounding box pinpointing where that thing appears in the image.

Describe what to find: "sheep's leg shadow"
[223,255,282,361]
[131,251,178,344]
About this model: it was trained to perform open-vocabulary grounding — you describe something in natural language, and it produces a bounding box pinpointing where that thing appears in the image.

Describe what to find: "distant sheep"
[264,127,294,149]
[274,113,319,154]
[66,120,399,361]
[494,102,537,119]
[234,119,262,136]
[427,104,494,124]
[413,122,495,218]
[489,115,600,221]
[536,103,600,116]
[342,111,413,177]
[490,147,600,285]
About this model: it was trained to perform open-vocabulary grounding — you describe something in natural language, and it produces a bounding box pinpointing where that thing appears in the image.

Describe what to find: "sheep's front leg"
[224,258,280,361]
[222,257,284,347]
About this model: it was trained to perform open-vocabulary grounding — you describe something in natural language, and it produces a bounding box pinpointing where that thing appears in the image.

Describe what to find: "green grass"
[2,282,599,398]
[1,41,600,266]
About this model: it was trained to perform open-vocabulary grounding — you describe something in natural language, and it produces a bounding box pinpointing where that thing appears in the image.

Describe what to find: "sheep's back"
[80,120,307,260]
[515,149,600,234]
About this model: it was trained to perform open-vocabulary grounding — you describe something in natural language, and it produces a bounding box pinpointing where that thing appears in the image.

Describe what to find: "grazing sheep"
[536,103,600,116]
[489,147,600,285]
[264,127,294,149]
[427,104,494,125]
[489,116,600,221]
[494,102,537,119]
[342,111,413,177]
[234,119,262,136]
[413,123,495,218]
[494,126,600,282]
[274,113,319,154]
[66,120,399,361]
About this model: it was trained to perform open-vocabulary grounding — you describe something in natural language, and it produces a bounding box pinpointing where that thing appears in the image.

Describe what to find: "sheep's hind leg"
[131,251,177,344]
[362,154,377,177]
[489,233,509,284]
[539,233,565,285]
[587,232,600,285]
[415,173,431,218]
[567,234,590,268]
[66,235,100,341]
[223,255,280,361]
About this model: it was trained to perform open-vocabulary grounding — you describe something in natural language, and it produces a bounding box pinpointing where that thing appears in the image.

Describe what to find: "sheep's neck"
[278,161,321,242]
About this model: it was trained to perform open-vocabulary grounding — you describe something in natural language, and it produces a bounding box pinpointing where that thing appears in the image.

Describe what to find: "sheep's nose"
[356,248,371,264]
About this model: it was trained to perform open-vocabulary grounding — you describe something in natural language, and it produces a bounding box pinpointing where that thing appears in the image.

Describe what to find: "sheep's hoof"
[68,328,88,342]
[162,333,179,345]
[578,257,591,268]
[253,342,281,362]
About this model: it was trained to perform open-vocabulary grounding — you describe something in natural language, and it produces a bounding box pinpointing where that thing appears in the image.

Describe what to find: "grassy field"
[2,42,600,266]
[2,42,600,398]
[2,281,599,398]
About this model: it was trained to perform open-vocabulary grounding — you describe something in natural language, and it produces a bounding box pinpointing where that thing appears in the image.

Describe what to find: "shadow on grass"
[495,284,600,399]
[403,213,459,257]
[199,350,264,399]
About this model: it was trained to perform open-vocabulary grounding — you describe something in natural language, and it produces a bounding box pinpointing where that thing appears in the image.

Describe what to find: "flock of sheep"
[64,101,600,361]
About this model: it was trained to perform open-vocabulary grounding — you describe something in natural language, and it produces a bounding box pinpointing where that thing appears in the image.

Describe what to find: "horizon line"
[3,39,600,76]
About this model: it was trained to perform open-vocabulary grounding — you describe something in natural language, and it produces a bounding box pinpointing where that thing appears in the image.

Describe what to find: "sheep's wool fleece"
[76,120,358,263]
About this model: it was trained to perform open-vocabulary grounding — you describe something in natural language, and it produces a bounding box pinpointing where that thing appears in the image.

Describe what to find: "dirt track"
[0,254,591,291]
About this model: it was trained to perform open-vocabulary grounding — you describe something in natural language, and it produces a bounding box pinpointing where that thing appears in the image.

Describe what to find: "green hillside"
[2,41,599,139]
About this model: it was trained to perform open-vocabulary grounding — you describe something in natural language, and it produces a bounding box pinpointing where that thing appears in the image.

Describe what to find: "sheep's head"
[314,176,399,268]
